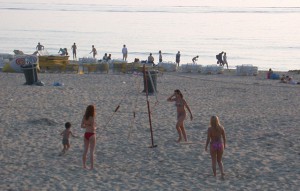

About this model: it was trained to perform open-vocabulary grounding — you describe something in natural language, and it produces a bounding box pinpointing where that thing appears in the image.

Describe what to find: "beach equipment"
[157,61,177,72]
[143,65,157,148]
[39,54,69,72]
[53,82,64,86]
[128,74,142,140]
[21,64,38,85]
[78,57,98,73]
[79,57,97,64]
[270,73,280,80]
[2,54,39,73]
[97,61,109,73]
[201,65,224,74]
[180,63,202,73]
[109,59,127,73]
[143,70,158,94]
[236,65,258,76]
[0,53,14,71]
[125,62,142,73]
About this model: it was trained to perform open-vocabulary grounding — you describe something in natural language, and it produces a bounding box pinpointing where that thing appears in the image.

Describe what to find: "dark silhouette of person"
[176,51,181,67]
[216,52,224,66]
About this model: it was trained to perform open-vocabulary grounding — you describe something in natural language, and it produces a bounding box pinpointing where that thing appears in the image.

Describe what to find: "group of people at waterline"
[35,42,228,68]
[61,89,226,179]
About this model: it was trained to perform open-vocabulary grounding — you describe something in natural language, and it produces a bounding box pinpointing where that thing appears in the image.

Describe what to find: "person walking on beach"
[90,45,97,58]
[122,44,128,61]
[167,89,193,143]
[216,51,224,66]
[60,122,77,155]
[71,43,77,60]
[81,105,96,170]
[205,116,226,179]
[192,55,199,64]
[159,50,162,63]
[36,42,44,51]
[176,51,181,67]
[223,52,228,69]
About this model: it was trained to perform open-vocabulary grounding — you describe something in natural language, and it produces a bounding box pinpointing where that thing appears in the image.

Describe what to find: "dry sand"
[0,70,299,190]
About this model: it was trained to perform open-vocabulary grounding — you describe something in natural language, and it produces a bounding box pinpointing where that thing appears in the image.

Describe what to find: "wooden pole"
[143,64,157,148]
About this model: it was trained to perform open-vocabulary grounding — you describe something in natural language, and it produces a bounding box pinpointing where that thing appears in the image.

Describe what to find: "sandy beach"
[0,69,299,190]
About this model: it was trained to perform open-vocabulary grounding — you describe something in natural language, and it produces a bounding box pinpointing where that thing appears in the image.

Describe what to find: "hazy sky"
[0,0,299,7]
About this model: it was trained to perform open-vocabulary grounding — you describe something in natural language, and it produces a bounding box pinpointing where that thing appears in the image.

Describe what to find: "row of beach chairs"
[39,56,258,76]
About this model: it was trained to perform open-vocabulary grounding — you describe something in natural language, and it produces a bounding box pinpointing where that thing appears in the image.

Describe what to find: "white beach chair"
[79,57,97,64]
[180,63,202,73]
[236,65,258,76]
[201,65,224,74]
[157,62,177,72]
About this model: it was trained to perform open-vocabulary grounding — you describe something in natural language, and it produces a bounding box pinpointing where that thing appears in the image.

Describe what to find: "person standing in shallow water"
[158,50,162,63]
[167,89,193,143]
[176,51,181,67]
[90,45,97,58]
[205,116,226,179]
[122,44,128,61]
[81,105,96,170]
[223,52,228,69]
[36,42,44,51]
[71,43,77,60]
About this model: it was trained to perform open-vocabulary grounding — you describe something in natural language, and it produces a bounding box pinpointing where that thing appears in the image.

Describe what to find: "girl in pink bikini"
[81,105,96,170]
[167,89,193,143]
[205,116,226,178]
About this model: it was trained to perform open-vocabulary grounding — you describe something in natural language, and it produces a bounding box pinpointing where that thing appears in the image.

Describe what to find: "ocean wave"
[1,4,300,14]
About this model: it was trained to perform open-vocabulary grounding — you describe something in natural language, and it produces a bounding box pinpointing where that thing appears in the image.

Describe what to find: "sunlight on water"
[0,0,299,71]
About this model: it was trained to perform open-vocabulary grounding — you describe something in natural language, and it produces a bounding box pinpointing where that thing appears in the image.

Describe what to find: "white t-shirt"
[122,47,128,55]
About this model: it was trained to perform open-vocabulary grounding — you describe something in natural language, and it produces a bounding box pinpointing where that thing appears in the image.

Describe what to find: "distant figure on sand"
[159,50,162,63]
[81,105,96,170]
[176,51,181,67]
[36,42,44,51]
[267,68,273,79]
[205,116,226,179]
[122,44,128,61]
[192,55,199,64]
[60,122,76,155]
[71,43,77,60]
[148,53,154,65]
[216,52,224,66]
[90,45,97,58]
[103,53,108,61]
[107,54,112,61]
[58,48,68,56]
[223,52,228,69]
[287,76,300,85]
[167,89,193,143]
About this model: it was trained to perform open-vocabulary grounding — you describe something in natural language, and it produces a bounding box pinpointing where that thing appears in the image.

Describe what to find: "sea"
[0,0,299,71]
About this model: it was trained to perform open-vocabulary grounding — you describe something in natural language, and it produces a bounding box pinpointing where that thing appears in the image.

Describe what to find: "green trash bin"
[143,70,157,93]
[21,64,38,85]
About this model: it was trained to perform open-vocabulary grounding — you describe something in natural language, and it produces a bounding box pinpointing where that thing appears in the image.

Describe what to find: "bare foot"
[221,173,225,180]
[59,151,65,156]
[176,138,182,143]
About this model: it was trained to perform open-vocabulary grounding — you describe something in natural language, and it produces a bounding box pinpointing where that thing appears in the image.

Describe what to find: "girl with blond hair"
[205,116,226,178]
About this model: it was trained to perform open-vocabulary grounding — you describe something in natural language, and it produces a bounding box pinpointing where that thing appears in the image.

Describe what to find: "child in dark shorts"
[60,122,77,155]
